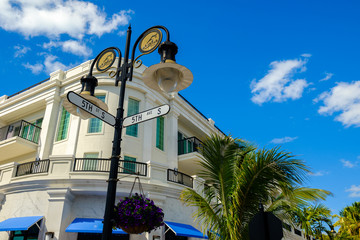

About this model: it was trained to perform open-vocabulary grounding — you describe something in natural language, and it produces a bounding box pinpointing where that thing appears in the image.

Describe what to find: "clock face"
[139,28,162,54]
[96,49,116,72]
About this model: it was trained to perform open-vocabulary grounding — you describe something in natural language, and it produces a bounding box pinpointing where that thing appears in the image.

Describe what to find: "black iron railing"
[167,169,193,188]
[15,159,50,177]
[178,136,202,155]
[73,158,147,176]
[0,120,41,143]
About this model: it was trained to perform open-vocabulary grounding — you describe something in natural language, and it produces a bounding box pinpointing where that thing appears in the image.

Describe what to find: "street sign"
[123,104,170,127]
[67,91,116,126]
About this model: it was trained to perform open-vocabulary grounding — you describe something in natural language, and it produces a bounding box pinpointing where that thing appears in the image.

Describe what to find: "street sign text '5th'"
[123,105,170,127]
[67,91,116,126]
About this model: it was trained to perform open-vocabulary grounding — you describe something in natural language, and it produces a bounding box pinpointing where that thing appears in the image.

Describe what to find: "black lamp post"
[67,25,193,240]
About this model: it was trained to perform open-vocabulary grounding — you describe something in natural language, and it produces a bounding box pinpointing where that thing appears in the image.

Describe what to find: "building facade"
[0,59,314,240]
[0,59,222,240]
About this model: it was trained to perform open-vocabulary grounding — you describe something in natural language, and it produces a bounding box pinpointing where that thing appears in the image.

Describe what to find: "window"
[21,118,43,143]
[88,95,105,133]
[156,117,164,150]
[10,220,41,240]
[126,98,139,137]
[56,107,70,141]
[123,156,136,174]
[83,153,99,171]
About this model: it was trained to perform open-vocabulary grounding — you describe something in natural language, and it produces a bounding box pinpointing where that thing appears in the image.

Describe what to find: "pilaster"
[39,96,61,159]
[46,188,75,240]
[142,93,156,163]
[166,100,180,169]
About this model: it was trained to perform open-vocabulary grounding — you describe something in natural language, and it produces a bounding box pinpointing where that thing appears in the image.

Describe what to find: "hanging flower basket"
[113,177,164,234]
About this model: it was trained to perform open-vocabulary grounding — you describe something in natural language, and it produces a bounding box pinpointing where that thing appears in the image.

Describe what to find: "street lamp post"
[66,25,193,240]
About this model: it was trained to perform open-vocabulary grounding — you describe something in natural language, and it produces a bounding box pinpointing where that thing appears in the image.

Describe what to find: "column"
[166,100,180,169]
[46,188,75,240]
[38,70,63,159]
[142,93,156,163]
[39,95,61,159]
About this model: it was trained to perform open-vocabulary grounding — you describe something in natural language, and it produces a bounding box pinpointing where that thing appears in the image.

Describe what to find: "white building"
[0,59,312,240]
[0,58,223,240]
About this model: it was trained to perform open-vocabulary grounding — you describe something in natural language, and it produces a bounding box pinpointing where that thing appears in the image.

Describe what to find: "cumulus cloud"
[43,40,91,57]
[0,0,133,39]
[341,159,358,168]
[270,136,298,144]
[346,185,360,197]
[23,62,43,74]
[14,45,31,58]
[43,55,68,73]
[24,55,69,74]
[315,81,360,127]
[320,72,334,82]
[308,171,329,177]
[251,58,309,105]
[301,53,312,58]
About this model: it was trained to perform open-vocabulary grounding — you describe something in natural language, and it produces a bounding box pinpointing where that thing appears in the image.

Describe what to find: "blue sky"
[0,0,359,215]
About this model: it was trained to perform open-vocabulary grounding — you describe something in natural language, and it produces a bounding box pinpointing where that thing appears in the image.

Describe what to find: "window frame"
[87,95,106,134]
[156,116,165,151]
[56,106,71,142]
[125,98,140,137]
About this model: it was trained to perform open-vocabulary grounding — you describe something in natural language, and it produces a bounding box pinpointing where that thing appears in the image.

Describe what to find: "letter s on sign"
[157,108,161,115]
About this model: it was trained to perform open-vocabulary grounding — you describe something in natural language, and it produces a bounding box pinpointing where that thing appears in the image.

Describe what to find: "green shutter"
[123,156,136,174]
[56,107,70,141]
[156,117,164,150]
[126,98,139,137]
[88,95,106,133]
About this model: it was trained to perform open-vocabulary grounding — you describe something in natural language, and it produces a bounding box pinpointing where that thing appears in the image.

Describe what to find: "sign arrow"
[123,104,170,127]
[67,91,116,126]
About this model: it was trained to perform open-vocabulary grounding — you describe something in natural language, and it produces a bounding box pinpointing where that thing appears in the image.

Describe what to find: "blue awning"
[66,218,127,234]
[0,216,43,231]
[165,221,208,239]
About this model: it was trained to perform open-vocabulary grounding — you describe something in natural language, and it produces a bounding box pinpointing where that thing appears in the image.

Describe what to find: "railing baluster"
[167,169,193,188]
[15,160,50,177]
[73,158,147,176]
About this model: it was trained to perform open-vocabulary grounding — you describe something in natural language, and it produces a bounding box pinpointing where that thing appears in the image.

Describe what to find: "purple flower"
[113,194,164,233]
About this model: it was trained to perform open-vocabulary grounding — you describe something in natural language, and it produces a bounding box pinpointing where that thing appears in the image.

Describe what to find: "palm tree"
[180,134,330,240]
[334,202,360,239]
[291,204,334,239]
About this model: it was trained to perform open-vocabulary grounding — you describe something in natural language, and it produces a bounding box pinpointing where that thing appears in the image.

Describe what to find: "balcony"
[178,137,203,176]
[167,169,193,188]
[73,158,147,177]
[0,121,41,162]
[178,137,202,155]
[15,159,50,177]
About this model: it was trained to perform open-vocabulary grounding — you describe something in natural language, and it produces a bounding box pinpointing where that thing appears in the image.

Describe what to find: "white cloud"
[44,55,68,73]
[14,45,31,58]
[320,72,334,82]
[24,55,68,74]
[251,58,309,105]
[42,40,91,57]
[341,159,358,168]
[308,171,329,177]
[0,1,133,39]
[316,81,360,127]
[61,40,91,57]
[23,62,43,74]
[301,53,312,58]
[346,185,360,197]
[270,136,298,144]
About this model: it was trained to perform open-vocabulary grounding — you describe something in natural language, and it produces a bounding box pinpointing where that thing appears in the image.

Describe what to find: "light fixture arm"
[89,46,123,79]
[128,26,170,81]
